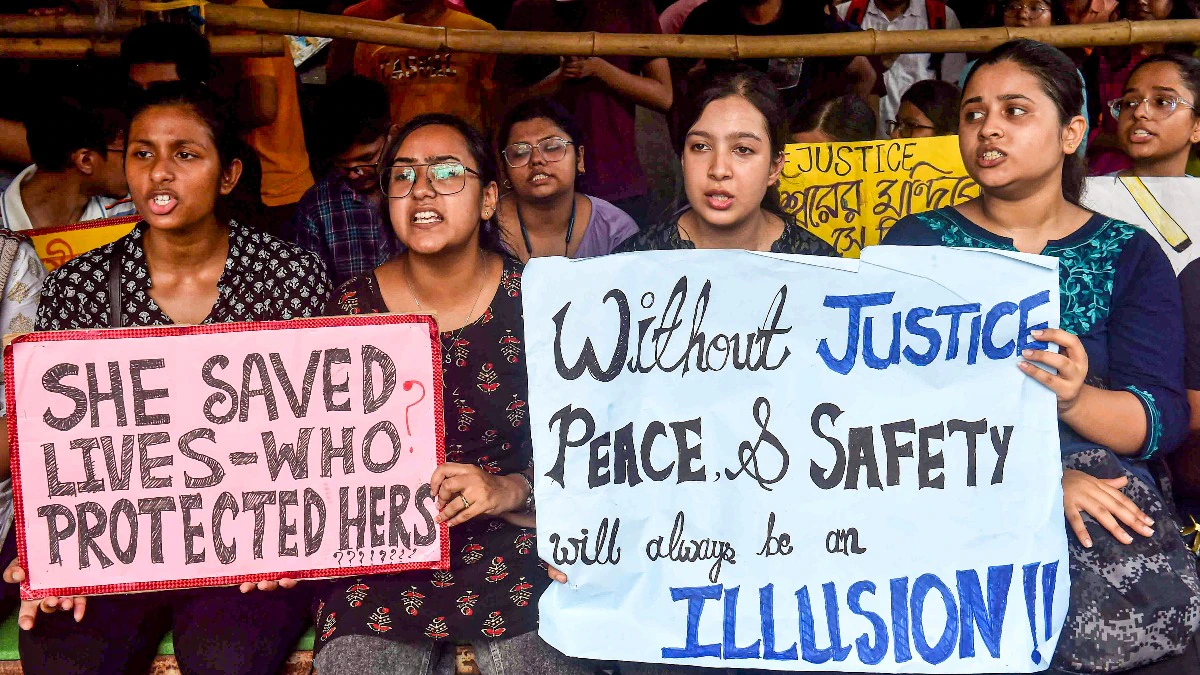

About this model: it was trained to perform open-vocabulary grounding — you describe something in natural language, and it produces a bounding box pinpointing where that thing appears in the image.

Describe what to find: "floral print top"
[884,209,1187,483]
[314,256,547,645]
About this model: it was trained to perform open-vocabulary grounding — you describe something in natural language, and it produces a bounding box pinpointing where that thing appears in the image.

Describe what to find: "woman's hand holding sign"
[1017,328,1087,414]
[4,558,86,628]
[432,463,530,527]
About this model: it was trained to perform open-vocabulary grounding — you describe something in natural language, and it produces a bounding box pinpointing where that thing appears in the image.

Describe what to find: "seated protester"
[2,94,133,233]
[496,97,637,260]
[886,41,1199,673]
[314,113,592,674]
[1082,54,1200,272]
[8,81,328,674]
[888,79,960,138]
[681,0,876,115]
[837,0,968,138]
[1111,54,1200,179]
[0,232,43,619]
[120,22,213,90]
[495,0,673,224]
[615,69,835,255]
[1087,0,1200,175]
[290,76,399,286]
[792,93,877,143]
[351,0,497,131]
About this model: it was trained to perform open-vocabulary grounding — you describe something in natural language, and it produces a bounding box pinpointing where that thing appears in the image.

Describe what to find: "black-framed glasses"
[1003,1,1050,16]
[381,161,482,199]
[334,135,390,180]
[502,137,573,168]
[886,119,937,137]
[1109,95,1197,120]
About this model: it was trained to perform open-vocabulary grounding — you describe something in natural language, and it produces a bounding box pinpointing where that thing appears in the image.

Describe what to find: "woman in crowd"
[791,93,877,143]
[6,81,328,674]
[615,69,834,255]
[495,97,638,261]
[1088,0,1200,174]
[315,112,592,674]
[886,40,1198,673]
[888,80,962,139]
[1080,53,1200,272]
[1112,53,1200,178]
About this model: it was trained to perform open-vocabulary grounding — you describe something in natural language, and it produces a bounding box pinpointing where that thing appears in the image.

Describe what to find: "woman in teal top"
[886,39,1195,674]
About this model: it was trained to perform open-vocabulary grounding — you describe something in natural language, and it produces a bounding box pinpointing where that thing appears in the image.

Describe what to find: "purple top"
[574,195,639,259]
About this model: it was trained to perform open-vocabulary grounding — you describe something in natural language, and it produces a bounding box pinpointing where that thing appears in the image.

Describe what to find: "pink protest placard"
[5,315,448,600]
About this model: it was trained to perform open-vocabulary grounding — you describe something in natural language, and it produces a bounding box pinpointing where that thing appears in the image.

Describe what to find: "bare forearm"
[595,59,672,113]
[1060,385,1148,456]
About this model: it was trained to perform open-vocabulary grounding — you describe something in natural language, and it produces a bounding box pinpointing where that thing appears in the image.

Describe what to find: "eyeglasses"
[381,161,481,199]
[1004,1,1050,16]
[1108,95,1197,120]
[501,137,573,168]
[334,137,389,180]
[886,119,937,137]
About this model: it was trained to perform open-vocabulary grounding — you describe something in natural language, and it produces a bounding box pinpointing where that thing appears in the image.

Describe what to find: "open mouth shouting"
[413,209,445,226]
[977,147,1008,168]
[147,190,179,216]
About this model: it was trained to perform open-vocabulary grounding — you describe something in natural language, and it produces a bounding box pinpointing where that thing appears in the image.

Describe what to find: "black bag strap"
[107,246,123,329]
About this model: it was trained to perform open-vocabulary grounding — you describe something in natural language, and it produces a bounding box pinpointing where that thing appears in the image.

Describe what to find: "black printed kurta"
[313,256,547,646]
[35,220,330,330]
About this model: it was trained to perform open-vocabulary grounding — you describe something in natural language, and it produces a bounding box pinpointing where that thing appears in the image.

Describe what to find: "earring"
[502,179,512,188]
[483,209,494,219]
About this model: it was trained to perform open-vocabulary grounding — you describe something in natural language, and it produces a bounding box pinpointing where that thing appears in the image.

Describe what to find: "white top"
[1082,176,1200,275]
[0,164,135,232]
[836,0,966,137]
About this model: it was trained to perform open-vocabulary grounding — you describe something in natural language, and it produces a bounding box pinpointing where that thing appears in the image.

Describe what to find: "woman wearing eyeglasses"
[314,112,593,675]
[1080,54,1200,273]
[495,97,638,261]
[887,79,961,139]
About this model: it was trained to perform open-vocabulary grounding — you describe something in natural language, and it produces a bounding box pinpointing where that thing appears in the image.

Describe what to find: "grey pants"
[315,631,596,675]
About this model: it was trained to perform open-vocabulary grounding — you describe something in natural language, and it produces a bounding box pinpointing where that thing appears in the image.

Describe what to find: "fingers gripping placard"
[5,315,448,599]
[523,247,1070,672]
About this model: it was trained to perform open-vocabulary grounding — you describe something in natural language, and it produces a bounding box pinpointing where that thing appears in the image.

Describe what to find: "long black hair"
[964,39,1087,205]
[381,113,506,256]
[680,68,790,215]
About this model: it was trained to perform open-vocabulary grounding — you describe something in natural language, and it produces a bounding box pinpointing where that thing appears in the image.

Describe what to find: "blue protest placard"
[522,246,1067,672]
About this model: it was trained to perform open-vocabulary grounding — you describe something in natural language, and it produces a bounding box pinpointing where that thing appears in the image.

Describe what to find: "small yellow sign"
[779,136,978,257]
[23,215,139,272]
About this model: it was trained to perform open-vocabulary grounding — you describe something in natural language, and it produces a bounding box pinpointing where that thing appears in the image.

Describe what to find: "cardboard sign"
[779,136,978,257]
[523,247,1068,671]
[1082,176,1199,275]
[7,315,448,599]
[21,216,139,272]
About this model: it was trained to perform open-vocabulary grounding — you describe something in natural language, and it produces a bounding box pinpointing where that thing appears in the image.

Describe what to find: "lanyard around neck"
[516,196,577,258]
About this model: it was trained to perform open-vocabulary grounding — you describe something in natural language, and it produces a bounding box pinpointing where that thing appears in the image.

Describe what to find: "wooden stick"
[0,15,141,35]
[201,4,1200,58]
[0,34,287,59]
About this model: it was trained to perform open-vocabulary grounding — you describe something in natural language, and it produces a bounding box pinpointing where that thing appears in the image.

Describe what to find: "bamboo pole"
[0,14,141,35]
[2,5,1200,58]
[0,34,286,59]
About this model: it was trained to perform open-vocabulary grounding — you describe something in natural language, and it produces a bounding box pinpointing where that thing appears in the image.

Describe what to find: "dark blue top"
[884,208,1187,484]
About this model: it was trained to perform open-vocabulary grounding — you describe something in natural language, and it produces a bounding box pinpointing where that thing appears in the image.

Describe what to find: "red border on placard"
[5,314,450,600]
[11,214,140,239]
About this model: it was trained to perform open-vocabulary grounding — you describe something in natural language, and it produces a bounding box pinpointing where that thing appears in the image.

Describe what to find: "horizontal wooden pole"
[0,34,287,59]
[0,15,141,35]
[2,5,1198,59]
[202,4,1200,58]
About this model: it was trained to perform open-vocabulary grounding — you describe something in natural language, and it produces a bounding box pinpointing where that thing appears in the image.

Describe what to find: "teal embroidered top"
[884,208,1187,467]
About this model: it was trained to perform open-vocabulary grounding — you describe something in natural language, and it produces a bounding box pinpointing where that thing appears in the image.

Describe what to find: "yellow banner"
[779,135,978,257]
[24,216,139,272]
